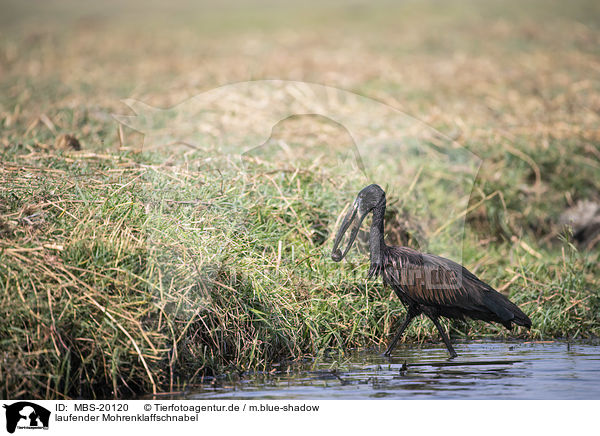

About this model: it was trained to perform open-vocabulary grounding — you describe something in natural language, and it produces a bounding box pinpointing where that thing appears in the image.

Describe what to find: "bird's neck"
[369,201,386,265]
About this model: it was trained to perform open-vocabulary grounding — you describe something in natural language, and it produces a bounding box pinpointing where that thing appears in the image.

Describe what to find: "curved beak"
[331,201,366,262]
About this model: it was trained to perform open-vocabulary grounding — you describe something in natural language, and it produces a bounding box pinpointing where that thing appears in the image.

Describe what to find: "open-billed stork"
[331,184,531,357]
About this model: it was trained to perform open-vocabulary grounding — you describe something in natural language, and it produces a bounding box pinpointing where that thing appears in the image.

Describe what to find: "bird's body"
[375,245,532,330]
[332,184,531,357]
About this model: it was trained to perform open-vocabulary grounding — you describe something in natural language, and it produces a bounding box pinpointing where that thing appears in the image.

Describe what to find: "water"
[179,341,600,400]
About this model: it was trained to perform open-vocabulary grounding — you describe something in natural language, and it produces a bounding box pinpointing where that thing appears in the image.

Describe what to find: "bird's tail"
[510,306,532,329]
[513,307,531,330]
[484,290,532,330]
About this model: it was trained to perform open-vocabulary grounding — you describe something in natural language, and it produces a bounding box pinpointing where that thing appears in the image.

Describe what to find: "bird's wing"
[383,247,485,311]
[382,247,530,327]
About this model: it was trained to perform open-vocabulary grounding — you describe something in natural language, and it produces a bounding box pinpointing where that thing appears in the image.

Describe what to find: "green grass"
[1,0,599,399]
[1,145,597,399]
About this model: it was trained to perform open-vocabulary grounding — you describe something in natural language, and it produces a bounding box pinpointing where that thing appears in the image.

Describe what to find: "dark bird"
[331,184,531,358]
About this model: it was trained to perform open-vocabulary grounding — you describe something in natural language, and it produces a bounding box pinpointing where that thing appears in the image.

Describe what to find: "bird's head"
[331,184,385,262]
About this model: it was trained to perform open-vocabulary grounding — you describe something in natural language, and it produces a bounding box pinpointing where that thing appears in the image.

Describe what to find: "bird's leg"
[384,312,415,356]
[429,316,458,358]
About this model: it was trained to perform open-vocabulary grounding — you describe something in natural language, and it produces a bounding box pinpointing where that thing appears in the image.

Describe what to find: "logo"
[3,402,50,434]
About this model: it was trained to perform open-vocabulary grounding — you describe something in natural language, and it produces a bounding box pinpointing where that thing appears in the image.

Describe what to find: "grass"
[1,0,599,399]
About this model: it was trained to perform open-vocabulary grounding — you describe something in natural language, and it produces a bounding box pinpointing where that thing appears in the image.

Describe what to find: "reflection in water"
[180,342,600,400]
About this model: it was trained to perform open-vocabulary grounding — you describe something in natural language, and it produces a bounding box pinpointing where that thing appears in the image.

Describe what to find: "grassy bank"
[1,0,599,399]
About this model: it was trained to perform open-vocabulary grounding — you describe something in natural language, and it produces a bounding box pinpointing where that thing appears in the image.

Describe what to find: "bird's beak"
[331,200,366,262]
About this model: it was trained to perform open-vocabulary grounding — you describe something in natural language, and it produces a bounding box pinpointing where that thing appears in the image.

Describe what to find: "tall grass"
[1,145,597,399]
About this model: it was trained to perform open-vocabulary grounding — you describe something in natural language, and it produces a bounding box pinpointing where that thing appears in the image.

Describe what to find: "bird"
[331,184,531,358]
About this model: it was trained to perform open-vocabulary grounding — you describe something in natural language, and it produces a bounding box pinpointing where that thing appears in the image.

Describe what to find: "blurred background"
[2,0,599,247]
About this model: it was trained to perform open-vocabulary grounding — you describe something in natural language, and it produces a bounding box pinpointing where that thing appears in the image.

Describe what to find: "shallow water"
[183,341,600,400]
